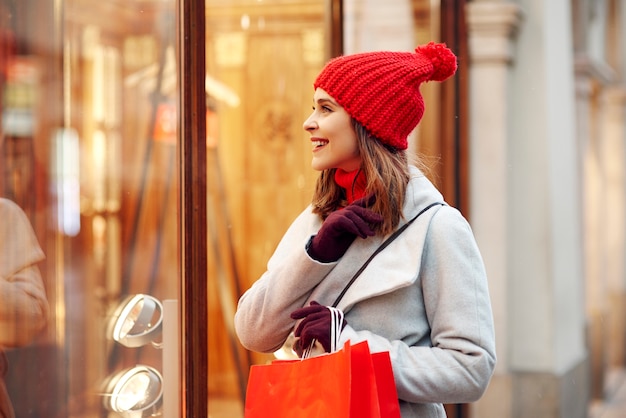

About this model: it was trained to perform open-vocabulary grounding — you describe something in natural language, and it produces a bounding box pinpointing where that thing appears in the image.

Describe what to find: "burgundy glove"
[290,301,347,355]
[308,195,383,263]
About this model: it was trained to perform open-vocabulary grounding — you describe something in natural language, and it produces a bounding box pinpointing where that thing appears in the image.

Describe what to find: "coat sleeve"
[0,199,49,347]
[234,207,337,353]
[340,206,496,404]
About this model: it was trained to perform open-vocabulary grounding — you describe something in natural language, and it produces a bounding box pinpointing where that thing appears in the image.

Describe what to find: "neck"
[334,168,367,203]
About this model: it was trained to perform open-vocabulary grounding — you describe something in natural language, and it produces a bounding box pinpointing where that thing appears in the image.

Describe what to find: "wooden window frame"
[440,0,470,218]
[178,0,208,416]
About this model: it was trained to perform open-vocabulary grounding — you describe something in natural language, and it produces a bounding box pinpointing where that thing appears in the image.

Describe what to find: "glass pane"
[0,0,180,417]
[205,1,328,417]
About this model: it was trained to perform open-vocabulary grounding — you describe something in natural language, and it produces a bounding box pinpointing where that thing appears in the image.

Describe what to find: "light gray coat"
[235,167,496,417]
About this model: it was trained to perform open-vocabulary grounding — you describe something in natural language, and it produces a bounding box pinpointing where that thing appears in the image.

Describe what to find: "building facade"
[468,0,626,417]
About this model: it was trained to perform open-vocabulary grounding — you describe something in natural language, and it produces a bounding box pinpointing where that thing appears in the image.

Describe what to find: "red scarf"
[334,169,367,204]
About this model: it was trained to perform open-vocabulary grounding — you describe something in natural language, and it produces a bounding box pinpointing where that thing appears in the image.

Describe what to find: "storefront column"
[575,65,606,401]
[468,1,589,417]
[466,1,521,416]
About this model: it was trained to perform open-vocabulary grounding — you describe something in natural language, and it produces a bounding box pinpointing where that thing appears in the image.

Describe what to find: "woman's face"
[303,88,361,172]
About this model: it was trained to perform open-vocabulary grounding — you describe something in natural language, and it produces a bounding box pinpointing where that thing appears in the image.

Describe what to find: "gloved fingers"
[290,302,346,355]
[298,332,318,352]
[290,305,325,320]
[293,335,317,357]
[293,338,304,357]
[290,301,325,320]
[293,311,329,336]
[300,329,330,353]
[325,204,382,227]
[344,205,384,225]
[351,194,377,209]
[338,209,381,238]
[294,311,347,356]
[323,211,371,238]
[298,310,329,325]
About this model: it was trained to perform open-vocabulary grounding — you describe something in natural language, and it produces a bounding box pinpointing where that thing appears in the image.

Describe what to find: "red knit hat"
[313,42,457,150]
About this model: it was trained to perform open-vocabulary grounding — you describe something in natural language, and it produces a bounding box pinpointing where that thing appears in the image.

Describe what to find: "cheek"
[340,129,359,155]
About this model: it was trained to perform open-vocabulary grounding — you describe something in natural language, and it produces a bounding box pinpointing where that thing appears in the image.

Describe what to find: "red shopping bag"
[245,340,396,418]
[371,351,402,417]
[349,341,381,417]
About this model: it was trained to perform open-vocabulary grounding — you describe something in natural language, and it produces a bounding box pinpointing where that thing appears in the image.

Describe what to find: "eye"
[312,102,333,113]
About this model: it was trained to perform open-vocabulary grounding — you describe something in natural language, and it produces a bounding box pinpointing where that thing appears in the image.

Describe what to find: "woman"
[0,198,49,418]
[235,42,496,417]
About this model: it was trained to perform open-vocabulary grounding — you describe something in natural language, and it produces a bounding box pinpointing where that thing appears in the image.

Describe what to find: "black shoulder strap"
[331,202,444,308]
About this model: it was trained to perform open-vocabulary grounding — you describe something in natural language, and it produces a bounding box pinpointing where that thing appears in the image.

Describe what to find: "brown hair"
[311,120,421,235]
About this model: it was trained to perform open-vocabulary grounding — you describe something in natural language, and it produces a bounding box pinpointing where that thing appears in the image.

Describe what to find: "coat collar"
[333,168,445,311]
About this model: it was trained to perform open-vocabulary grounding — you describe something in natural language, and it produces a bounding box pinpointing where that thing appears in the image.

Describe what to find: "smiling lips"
[311,139,328,149]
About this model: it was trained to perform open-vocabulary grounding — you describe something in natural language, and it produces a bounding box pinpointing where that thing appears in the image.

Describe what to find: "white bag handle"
[302,307,344,359]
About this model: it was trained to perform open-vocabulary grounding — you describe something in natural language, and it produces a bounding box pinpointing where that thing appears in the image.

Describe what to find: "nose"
[303,113,317,131]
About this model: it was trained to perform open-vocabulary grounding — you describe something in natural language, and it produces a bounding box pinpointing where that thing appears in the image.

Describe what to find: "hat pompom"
[415,42,457,82]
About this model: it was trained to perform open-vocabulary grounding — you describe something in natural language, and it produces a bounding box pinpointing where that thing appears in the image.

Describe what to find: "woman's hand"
[307,195,383,262]
[290,301,347,355]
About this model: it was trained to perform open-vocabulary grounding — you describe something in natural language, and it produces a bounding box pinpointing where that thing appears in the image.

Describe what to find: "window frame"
[178,0,208,415]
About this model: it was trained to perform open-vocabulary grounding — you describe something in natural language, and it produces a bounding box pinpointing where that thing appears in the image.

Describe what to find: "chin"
[310,161,327,171]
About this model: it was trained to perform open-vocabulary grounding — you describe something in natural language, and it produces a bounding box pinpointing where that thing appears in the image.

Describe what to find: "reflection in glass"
[102,365,163,417]
[205,1,329,416]
[1,0,180,416]
[109,294,163,349]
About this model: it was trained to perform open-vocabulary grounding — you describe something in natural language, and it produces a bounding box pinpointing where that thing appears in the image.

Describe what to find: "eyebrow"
[314,97,338,107]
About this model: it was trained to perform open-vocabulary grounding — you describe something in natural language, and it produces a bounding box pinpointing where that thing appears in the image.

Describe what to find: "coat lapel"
[336,206,440,311]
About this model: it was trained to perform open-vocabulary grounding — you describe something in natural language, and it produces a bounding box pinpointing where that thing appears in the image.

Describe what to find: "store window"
[0,0,183,416]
